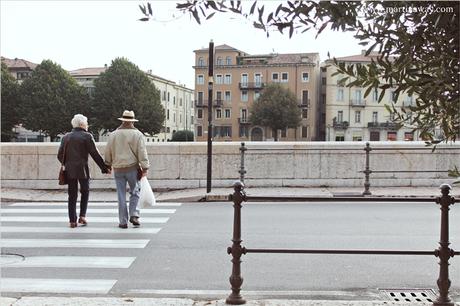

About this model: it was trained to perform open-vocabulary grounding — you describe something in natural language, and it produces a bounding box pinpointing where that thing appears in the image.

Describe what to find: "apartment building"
[193,44,320,141]
[1,57,38,83]
[69,67,194,142]
[324,51,420,141]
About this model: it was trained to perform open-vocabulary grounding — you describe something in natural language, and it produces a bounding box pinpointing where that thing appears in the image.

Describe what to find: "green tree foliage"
[1,62,21,141]
[91,58,165,135]
[140,1,459,142]
[249,84,301,141]
[171,130,194,141]
[20,60,90,141]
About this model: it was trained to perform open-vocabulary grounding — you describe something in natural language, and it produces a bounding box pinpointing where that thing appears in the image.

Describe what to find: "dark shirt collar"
[72,127,86,132]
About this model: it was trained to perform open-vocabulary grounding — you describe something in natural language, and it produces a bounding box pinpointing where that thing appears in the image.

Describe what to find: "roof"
[1,57,38,70]
[332,51,394,63]
[68,67,107,76]
[265,53,318,64]
[194,44,245,53]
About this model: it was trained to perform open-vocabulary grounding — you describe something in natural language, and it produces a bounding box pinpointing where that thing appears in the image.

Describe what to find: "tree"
[1,62,21,141]
[91,58,165,135]
[171,130,194,141]
[249,83,301,141]
[20,60,90,141]
[139,1,459,142]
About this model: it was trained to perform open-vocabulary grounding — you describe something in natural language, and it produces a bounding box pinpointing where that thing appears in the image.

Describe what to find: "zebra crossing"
[0,201,181,294]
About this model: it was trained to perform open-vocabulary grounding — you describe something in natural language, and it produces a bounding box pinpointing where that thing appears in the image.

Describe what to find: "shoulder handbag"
[58,138,68,185]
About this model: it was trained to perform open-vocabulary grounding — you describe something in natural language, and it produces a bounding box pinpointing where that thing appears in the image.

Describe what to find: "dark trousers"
[67,178,89,223]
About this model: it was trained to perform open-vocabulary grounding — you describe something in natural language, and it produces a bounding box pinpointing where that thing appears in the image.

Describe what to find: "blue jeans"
[114,169,140,225]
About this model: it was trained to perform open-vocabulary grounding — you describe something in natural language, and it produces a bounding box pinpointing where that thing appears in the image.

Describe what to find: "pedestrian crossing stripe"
[1,216,169,223]
[1,278,116,294]
[2,238,149,248]
[2,256,135,268]
[4,202,182,207]
[1,208,176,214]
[1,226,161,234]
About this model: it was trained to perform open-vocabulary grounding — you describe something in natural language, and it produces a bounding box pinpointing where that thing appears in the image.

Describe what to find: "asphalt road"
[1,200,459,301]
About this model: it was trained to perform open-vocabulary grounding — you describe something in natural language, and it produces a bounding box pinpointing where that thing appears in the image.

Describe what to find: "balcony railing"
[195,100,208,108]
[332,120,349,129]
[298,99,310,108]
[368,121,401,130]
[238,117,250,124]
[214,99,223,107]
[350,99,366,107]
[239,82,265,90]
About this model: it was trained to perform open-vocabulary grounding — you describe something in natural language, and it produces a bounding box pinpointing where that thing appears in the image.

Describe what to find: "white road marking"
[1,216,169,223]
[5,202,182,207]
[1,278,116,294]
[1,208,176,214]
[2,256,135,268]
[1,239,149,248]
[1,226,161,234]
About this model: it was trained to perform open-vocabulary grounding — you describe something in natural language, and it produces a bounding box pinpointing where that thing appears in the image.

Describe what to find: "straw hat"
[117,110,139,122]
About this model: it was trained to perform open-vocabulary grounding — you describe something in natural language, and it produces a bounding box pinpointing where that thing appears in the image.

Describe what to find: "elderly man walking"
[104,110,150,228]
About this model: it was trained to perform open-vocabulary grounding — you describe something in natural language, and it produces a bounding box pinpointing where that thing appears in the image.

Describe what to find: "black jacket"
[57,128,109,179]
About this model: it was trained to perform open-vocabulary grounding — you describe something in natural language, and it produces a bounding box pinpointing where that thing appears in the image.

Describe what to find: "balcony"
[368,121,401,130]
[194,100,208,108]
[350,99,366,107]
[239,82,265,90]
[213,99,223,107]
[298,99,310,108]
[332,120,349,129]
[238,117,250,125]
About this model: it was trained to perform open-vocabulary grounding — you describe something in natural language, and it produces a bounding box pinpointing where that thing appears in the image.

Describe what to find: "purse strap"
[61,136,68,166]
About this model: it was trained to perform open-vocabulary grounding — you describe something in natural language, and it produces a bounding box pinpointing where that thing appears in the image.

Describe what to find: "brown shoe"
[118,224,128,229]
[129,216,140,226]
[78,216,87,225]
[70,222,77,228]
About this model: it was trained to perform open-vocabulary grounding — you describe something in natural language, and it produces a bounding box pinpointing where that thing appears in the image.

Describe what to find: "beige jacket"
[104,127,150,171]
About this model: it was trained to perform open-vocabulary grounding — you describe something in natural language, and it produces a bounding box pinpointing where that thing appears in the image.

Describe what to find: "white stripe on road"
[1,216,169,223]
[1,226,161,234]
[1,208,176,214]
[6,202,182,207]
[1,239,149,248]
[2,256,135,268]
[1,278,116,294]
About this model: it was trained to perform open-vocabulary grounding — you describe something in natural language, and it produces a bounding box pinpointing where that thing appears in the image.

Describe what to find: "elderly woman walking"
[58,114,110,228]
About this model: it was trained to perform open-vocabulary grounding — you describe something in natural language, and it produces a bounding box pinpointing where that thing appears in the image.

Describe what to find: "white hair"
[71,114,88,128]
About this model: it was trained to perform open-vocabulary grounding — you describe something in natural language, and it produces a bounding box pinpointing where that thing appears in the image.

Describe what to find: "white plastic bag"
[139,176,156,208]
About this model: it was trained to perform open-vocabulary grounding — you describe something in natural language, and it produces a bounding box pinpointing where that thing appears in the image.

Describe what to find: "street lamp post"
[206,40,214,193]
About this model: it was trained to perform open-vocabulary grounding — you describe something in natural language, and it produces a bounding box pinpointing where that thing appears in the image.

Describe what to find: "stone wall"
[1,141,459,190]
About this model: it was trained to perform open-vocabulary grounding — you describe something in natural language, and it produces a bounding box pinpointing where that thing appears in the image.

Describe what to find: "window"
[219,126,232,137]
[281,129,287,138]
[162,91,167,101]
[322,77,326,85]
[254,90,261,101]
[404,132,414,141]
[370,131,380,141]
[167,92,170,101]
[198,57,205,66]
[254,73,262,86]
[272,73,279,82]
[224,74,232,84]
[372,111,378,123]
[337,89,344,101]
[216,91,222,102]
[173,96,176,105]
[302,109,308,119]
[197,75,204,85]
[179,98,183,106]
[197,126,203,137]
[355,111,361,123]
[241,109,247,120]
[173,113,176,123]
[226,56,232,65]
[216,74,223,84]
[335,135,345,141]
[241,74,248,87]
[281,72,288,82]
[224,109,231,118]
[337,111,343,122]
[197,92,204,104]
[216,57,223,65]
[354,89,362,102]
[197,109,203,119]
[302,90,309,105]
[387,131,397,141]
[241,90,248,102]
[239,126,248,137]
[167,109,170,120]
[302,126,308,138]
[352,135,363,141]
[302,72,309,82]
[216,109,222,119]
[225,91,231,101]
[166,127,170,133]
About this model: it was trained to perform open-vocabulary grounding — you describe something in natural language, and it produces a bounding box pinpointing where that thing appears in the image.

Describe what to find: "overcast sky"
[1,0,364,89]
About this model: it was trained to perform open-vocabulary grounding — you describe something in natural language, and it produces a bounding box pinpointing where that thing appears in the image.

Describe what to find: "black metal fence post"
[226,181,247,305]
[363,142,372,195]
[239,142,247,184]
[433,184,456,306]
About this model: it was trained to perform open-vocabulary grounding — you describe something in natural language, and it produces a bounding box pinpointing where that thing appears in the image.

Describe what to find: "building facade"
[324,51,420,142]
[69,67,194,142]
[1,57,37,83]
[193,44,320,141]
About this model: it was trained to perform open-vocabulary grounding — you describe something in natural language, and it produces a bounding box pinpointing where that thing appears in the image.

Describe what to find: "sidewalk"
[1,186,459,203]
[2,297,454,306]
